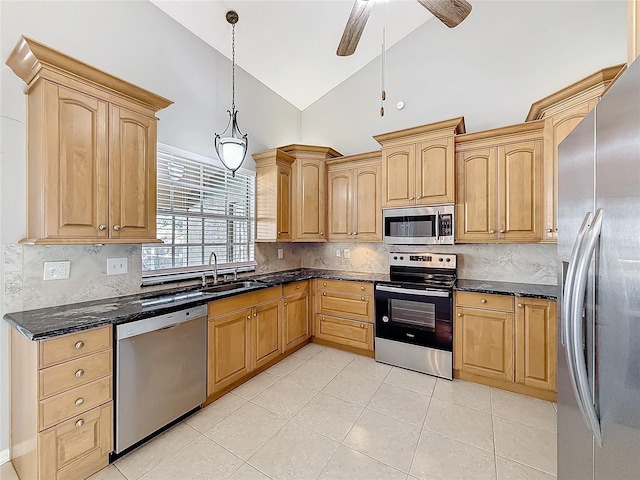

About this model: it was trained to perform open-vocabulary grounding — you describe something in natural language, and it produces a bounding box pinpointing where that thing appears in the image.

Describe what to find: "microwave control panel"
[439,214,453,237]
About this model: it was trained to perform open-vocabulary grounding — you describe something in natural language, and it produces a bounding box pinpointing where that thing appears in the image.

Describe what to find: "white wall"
[301,1,627,154]
[0,0,301,457]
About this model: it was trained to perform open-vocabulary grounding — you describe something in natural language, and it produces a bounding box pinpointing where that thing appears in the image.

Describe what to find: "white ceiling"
[150,1,435,110]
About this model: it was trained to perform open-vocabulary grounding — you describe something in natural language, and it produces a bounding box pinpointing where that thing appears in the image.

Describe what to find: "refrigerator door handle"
[570,208,603,446]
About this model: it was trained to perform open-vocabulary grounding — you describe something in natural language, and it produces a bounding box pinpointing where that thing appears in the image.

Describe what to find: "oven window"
[385,215,434,238]
[389,299,436,329]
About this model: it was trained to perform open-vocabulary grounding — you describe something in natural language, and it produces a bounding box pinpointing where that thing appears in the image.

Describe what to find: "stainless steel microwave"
[383,205,455,245]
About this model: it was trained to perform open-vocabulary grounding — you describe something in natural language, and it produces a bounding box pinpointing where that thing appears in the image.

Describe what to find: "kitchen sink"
[141,291,206,307]
[201,281,264,294]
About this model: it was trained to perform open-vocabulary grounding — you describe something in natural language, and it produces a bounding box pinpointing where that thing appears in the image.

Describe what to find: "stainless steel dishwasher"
[115,304,207,453]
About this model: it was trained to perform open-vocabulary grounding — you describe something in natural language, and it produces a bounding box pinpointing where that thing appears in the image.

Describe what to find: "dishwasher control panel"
[117,304,207,340]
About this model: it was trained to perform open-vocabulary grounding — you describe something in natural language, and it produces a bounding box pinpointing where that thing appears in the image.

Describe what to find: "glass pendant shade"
[214,110,248,175]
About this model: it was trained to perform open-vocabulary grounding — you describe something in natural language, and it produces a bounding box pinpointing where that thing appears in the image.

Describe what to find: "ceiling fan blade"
[337,0,375,57]
[416,0,472,28]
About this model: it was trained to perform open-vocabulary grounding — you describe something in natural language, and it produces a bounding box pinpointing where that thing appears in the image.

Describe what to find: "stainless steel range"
[374,252,456,379]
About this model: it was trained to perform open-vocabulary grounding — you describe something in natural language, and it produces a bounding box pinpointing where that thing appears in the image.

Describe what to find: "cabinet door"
[109,105,157,240]
[208,309,251,394]
[252,300,282,370]
[515,299,557,391]
[283,292,310,351]
[314,314,373,351]
[44,83,109,240]
[295,158,325,240]
[276,163,293,241]
[498,140,543,241]
[454,307,514,381]
[455,148,498,242]
[382,144,415,207]
[352,164,381,241]
[326,169,352,241]
[416,137,455,205]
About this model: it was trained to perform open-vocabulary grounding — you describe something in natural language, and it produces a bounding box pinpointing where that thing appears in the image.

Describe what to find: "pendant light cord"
[231,22,236,112]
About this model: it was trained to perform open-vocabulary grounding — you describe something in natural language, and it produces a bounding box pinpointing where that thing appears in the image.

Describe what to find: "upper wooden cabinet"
[526,64,625,242]
[374,117,465,207]
[6,36,172,244]
[455,122,544,243]
[326,151,382,242]
[629,0,640,65]
[253,145,340,242]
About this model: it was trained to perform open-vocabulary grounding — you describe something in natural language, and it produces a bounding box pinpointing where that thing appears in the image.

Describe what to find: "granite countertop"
[454,279,558,300]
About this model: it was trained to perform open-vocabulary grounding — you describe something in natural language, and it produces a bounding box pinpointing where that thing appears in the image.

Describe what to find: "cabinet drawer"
[39,376,112,431]
[40,326,111,368]
[317,279,373,295]
[314,314,373,351]
[317,290,373,322]
[39,350,112,400]
[455,292,513,312]
[38,403,112,480]
[283,280,309,296]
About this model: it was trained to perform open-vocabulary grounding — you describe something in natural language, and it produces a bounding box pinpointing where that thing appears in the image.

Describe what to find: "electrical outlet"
[43,261,70,281]
[343,249,351,259]
[335,249,341,258]
[107,257,128,276]
[277,248,284,259]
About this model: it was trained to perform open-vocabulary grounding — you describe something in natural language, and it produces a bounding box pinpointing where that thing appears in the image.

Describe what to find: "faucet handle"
[201,273,207,287]
[233,267,238,281]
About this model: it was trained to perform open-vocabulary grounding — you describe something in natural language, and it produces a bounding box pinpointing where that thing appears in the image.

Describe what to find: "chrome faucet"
[208,252,218,284]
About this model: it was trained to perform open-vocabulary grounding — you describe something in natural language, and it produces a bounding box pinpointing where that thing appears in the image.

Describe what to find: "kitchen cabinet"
[374,117,465,207]
[283,281,311,351]
[326,151,382,242]
[315,279,374,353]
[455,122,544,243]
[10,325,113,480]
[6,36,171,244]
[525,64,625,242]
[454,291,557,401]
[630,0,640,64]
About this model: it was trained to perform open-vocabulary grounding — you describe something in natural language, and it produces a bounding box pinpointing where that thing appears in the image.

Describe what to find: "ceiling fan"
[337,0,472,56]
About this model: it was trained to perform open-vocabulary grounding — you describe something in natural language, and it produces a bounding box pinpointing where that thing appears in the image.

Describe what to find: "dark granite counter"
[454,279,558,300]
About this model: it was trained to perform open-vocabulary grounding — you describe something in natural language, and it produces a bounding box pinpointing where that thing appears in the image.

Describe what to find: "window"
[142,144,255,282]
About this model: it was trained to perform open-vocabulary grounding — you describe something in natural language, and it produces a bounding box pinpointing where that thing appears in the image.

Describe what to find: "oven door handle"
[375,285,450,298]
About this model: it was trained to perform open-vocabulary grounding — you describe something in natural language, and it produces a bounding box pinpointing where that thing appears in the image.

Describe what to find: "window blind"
[142,146,255,280]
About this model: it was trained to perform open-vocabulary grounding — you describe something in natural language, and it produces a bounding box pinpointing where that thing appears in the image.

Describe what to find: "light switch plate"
[343,249,351,259]
[43,261,70,280]
[107,258,128,276]
[335,249,341,258]
[277,248,284,259]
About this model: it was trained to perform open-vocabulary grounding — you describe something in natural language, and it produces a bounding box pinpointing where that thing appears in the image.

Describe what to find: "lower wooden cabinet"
[252,300,282,370]
[314,314,373,351]
[283,281,311,352]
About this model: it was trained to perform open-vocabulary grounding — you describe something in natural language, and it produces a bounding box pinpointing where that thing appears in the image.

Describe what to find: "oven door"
[374,283,452,351]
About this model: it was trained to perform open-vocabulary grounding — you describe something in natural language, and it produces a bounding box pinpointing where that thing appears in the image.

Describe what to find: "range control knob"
[393,256,398,260]
[382,315,390,323]
[439,257,444,262]
[446,258,451,262]
[400,256,404,260]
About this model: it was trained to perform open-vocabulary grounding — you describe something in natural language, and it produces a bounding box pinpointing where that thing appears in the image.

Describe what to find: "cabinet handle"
[278,231,282,235]
[361,296,365,301]
[320,232,324,236]
[481,299,487,304]
[75,398,84,406]
[113,224,121,231]
[353,231,357,235]
[490,229,496,234]
[360,286,365,291]
[75,369,84,378]
[98,224,107,231]
[416,195,422,200]
[247,315,251,319]
[254,313,258,317]
[518,303,524,308]
[284,302,288,306]
[409,196,414,200]
[75,419,84,428]
[296,285,300,289]
[322,292,326,296]
[499,229,505,233]
[360,324,365,328]
[323,282,327,287]
[457,313,462,317]
[546,228,553,233]
[75,341,84,349]
[348,232,352,235]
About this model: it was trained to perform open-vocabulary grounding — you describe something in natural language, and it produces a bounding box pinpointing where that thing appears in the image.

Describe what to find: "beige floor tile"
[318,445,407,480]
[185,393,247,433]
[384,367,437,396]
[496,456,556,480]
[432,378,492,413]
[139,436,243,480]
[367,383,431,426]
[249,422,339,480]
[266,354,306,377]
[205,402,287,460]
[423,398,494,452]
[115,422,200,480]
[309,348,357,370]
[0,463,19,480]
[491,388,557,432]
[343,409,421,473]
[228,463,272,480]
[285,360,341,390]
[322,371,381,407]
[493,416,557,475]
[232,372,280,400]
[343,355,392,382]
[88,465,127,480]
[252,379,318,418]
[293,392,364,442]
[291,343,325,360]
[409,430,496,480]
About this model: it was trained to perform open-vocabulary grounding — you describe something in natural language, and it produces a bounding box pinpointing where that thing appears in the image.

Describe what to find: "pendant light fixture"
[214,10,248,176]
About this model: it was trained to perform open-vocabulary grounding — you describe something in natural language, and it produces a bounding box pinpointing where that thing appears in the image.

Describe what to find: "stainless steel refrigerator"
[557,57,640,479]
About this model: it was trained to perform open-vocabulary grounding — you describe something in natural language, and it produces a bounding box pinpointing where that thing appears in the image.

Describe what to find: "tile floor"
[1,344,558,480]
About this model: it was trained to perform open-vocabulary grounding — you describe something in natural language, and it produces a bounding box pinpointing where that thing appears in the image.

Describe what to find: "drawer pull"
[360,324,365,329]
[254,313,258,317]
[518,303,524,308]
[247,315,251,319]
[361,296,365,301]
[284,302,288,306]
[98,224,107,231]
[75,398,84,406]
[499,229,505,233]
[296,285,300,289]
[360,286,365,291]
[75,341,85,349]
[322,292,326,296]
[113,224,121,231]
[481,299,487,304]
[323,282,327,287]
[490,229,496,234]
[457,313,462,317]
[75,419,84,428]
[75,369,84,378]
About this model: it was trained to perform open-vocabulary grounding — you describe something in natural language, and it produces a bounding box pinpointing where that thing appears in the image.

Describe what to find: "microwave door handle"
[435,210,440,242]
[375,285,450,298]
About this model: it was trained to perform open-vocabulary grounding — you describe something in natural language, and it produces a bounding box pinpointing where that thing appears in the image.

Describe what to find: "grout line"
[495,455,557,478]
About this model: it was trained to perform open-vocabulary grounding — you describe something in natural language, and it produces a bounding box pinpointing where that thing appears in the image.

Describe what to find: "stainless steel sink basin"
[202,281,263,294]
[141,291,206,308]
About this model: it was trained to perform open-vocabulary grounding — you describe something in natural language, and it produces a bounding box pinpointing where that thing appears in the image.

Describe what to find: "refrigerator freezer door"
[593,58,640,480]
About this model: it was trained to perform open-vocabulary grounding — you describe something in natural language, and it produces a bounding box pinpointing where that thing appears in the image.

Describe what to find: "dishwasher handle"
[117,304,207,340]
